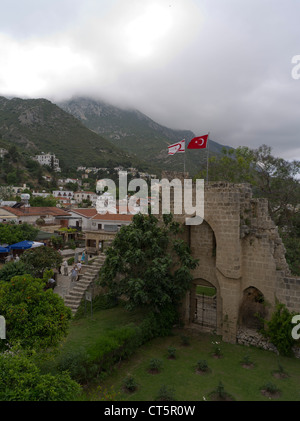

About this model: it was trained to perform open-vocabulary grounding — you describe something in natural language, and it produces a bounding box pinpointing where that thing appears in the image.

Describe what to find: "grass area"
[59,303,143,359]
[84,328,300,402]
[196,286,216,296]
[46,304,300,401]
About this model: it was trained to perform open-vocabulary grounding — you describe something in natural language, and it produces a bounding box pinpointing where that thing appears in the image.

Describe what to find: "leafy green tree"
[260,302,298,356]
[100,213,198,312]
[0,274,72,351]
[20,246,62,278]
[0,349,81,401]
[0,260,28,282]
[0,222,38,245]
[29,195,57,207]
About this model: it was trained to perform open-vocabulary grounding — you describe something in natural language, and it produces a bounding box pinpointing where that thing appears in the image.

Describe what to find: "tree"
[0,349,81,401]
[0,274,72,351]
[100,213,198,312]
[20,246,62,278]
[0,222,38,245]
[0,260,28,282]
[29,195,57,207]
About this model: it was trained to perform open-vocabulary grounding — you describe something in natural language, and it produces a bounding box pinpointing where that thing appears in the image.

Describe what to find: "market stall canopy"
[9,240,44,250]
[0,246,9,253]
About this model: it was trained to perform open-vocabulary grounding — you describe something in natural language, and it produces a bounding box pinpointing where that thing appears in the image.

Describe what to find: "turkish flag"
[187,134,208,149]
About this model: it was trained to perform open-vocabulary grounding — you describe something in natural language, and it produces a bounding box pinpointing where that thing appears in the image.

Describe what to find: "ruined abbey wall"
[161,174,300,344]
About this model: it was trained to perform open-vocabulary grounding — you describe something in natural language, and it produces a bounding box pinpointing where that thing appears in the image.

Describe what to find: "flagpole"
[206,132,210,182]
[184,139,186,177]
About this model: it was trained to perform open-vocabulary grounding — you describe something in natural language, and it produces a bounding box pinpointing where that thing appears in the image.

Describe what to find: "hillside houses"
[0,206,70,226]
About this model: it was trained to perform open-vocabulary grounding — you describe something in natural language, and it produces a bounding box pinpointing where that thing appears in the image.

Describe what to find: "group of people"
[61,251,86,284]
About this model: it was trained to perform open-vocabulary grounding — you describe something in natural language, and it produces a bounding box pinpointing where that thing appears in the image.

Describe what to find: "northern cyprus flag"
[168,139,185,155]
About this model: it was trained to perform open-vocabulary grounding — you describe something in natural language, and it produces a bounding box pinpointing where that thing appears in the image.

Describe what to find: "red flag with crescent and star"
[187,134,209,149]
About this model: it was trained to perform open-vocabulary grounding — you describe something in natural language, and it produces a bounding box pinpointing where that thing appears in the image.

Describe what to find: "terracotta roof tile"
[91,213,133,222]
[70,208,98,218]
[0,206,71,217]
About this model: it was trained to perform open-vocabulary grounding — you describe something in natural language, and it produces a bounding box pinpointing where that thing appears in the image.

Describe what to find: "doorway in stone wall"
[238,286,267,330]
[192,281,217,331]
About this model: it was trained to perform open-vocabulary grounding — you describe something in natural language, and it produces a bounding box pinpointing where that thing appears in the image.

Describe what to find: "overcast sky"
[0,0,300,161]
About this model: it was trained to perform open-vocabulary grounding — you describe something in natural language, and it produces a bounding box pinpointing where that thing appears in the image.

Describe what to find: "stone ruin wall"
[159,173,300,346]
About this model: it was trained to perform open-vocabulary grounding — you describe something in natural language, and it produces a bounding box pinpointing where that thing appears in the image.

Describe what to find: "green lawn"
[49,304,300,401]
[92,328,300,401]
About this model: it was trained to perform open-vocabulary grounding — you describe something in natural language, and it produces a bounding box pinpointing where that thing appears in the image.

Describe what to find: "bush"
[180,335,190,346]
[122,375,138,393]
[196,360,209,372]
[167,347,176,359]
[57,347,99,384]
[148,358,163,373]
[155,385,177,401]
[0,349,81,401]
[67,257,75,266]
[57,303,179,385]
[260,302,298,356]
[0,260,28,282]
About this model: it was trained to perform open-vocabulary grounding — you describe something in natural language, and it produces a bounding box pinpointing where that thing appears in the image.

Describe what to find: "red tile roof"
[70,208,98,218]
[0,206,71,217]
[91,213,133,222]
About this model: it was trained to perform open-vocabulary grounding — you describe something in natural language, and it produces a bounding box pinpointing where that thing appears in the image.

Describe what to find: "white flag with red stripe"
[168,139,185,155]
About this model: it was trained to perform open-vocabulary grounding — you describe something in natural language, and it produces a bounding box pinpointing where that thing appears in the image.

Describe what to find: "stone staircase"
[63,254,106,315]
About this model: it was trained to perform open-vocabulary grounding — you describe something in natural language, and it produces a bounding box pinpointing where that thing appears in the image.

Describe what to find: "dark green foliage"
[196,359,209,372]
[57,348,99,385]
[148,358,163,373]
[167,347,177,359]
[0,349,81,401]
[0,260,28,282]
[122,375,138,393]
[155,385,177,401]
[0,274,72,351]
[29,195,57,207]
[20,246,62,278]
[180,335,190,346]
[100,213,198,313]
[260,302,298,356]
[261,382,280,394]
[0,222,38,245]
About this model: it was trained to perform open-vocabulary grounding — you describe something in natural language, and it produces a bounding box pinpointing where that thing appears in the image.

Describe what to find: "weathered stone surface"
[159,175,300,346]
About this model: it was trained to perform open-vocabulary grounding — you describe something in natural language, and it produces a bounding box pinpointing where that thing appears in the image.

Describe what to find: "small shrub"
[209,381,235,401]
[167,347,177,359]
[67,257,75,266]
[261,382,281,398]
[155,385,177,401]
[57,347,99,384]
[260,302,297,356]
[91,385,122,401]
[180,335,190,346]
[240,353,254,367]
[122,375,138,393]
[273,361,289,379]
[148,358,163,374]
[212,345,223,358]
[196,359,209,373]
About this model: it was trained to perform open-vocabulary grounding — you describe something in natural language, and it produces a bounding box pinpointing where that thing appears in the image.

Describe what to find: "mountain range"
[59,97,232,176]
[0,95,232,177]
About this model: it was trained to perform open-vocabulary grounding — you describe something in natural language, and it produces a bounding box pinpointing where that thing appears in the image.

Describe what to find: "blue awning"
[9,240,35,250]
[0,246,9,253]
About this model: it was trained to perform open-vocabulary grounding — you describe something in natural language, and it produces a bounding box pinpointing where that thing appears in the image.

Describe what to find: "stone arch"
[238,286,267,330]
